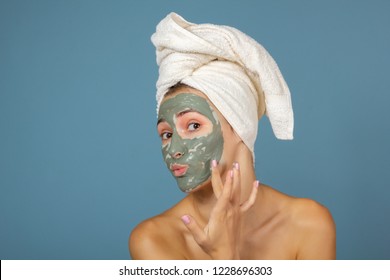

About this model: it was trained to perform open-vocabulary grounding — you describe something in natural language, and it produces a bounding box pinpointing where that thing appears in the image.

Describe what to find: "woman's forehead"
[163,86,207,101]
[158,92,224,127]
[161,87,223,116]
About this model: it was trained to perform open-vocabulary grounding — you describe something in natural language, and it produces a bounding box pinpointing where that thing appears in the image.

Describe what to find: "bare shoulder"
[260,186,335,259]
[129,203,188,260]
[289,198,336,259]
[291,198,335,228]
[129,214,184,259]
[263,186,334,225]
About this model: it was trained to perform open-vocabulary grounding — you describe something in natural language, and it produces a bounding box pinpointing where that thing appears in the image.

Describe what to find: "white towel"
[151,12,294,158]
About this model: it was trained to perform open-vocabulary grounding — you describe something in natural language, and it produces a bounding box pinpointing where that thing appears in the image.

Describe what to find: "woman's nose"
[172,152,184,159]
[169,133,187,159]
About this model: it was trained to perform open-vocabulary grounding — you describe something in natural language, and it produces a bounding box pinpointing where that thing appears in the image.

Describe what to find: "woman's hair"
[165,82,193,97]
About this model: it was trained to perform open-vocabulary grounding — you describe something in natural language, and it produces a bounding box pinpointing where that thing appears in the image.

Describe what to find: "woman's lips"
[170,164,188,177]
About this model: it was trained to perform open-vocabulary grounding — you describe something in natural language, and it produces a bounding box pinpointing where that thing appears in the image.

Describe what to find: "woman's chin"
[182,177,212,193]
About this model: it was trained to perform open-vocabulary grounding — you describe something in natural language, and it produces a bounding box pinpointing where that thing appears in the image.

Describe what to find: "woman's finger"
[240,180,259,213]
[231,162,241,205]
[181,215,209,249]
[211,160,223,198]
[218,169,233,207]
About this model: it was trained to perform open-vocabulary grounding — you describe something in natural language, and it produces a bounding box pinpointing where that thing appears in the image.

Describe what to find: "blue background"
[1,0,389,260]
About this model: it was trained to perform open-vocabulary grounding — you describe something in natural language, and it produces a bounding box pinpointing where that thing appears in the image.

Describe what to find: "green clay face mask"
[158,93,224,192]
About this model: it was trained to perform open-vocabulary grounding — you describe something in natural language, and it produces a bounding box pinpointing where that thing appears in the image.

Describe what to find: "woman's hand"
[181,160,259,259]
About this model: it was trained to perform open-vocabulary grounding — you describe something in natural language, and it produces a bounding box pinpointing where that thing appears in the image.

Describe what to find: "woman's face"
[157,89,224,192]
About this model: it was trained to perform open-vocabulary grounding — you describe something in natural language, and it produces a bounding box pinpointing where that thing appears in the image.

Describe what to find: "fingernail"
[234,162,239,170]
[255,180,260,188]
[181,215,190,225]
[212,159,217,168]
[230,170,234,178]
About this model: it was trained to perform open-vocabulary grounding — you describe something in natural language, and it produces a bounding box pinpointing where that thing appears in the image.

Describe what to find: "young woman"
[129,13,335,260]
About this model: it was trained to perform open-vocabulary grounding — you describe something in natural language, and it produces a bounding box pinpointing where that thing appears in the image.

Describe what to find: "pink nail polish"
[230,170,234,178]
[255,180,260,188]
[234,162,239,170]
[181,215,190,225]
[212,159,217,168]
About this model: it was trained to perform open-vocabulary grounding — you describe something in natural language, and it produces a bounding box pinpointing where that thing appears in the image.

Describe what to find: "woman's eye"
[188,122,201,131]
[161,132,172,140]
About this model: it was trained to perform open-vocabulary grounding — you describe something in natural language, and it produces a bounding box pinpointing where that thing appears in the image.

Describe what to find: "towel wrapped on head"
[151,12,294,159]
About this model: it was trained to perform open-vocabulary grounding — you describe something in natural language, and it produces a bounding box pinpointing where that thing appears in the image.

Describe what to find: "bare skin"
[129,86,336,260]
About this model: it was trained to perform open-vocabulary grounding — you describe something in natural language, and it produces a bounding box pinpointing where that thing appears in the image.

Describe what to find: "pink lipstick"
[170,164,188,177]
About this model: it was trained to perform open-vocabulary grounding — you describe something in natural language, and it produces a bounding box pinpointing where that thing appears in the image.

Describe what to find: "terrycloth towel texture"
[152,12,294,157]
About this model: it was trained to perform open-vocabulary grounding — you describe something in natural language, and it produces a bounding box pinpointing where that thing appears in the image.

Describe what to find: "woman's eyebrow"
[157,118,165,125]
[157,109,200,125]
[177,108,198,117]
